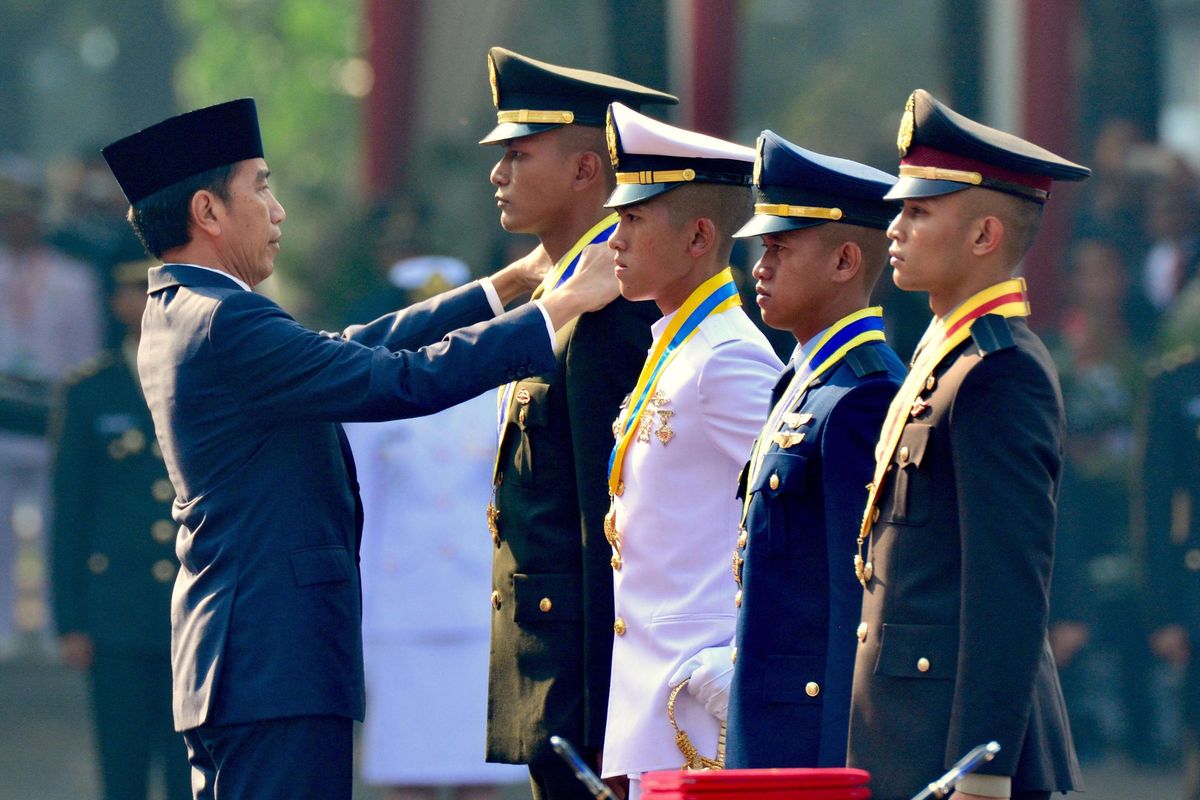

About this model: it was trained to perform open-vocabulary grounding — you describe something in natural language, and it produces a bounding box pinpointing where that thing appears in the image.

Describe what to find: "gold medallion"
[897,92,916,156]
[487,54,500,108]
[515,387,531,405]
[655,409,675,445]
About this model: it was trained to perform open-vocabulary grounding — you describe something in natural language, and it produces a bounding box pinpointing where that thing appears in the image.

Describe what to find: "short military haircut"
[665,183,753,263]
[555,124,616,192]
[963,188,1044,265]
[126,164,235,259]
[815,222,892,291]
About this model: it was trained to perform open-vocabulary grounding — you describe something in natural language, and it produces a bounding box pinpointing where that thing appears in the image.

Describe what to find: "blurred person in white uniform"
[346,257,525,800]
[600,104,781,799]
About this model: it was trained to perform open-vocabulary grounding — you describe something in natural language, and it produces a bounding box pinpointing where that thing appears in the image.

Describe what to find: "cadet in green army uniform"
[49,259,190,800]
[1142,343,1200,799]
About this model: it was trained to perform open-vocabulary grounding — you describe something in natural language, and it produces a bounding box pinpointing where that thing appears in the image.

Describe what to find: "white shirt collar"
[173,263,251,292]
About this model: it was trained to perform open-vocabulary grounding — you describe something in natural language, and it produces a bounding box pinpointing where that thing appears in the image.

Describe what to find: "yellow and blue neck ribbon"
[607,267,741,496]
[540,212,620,293]
[494,212,620,445]
[742,307,886,524]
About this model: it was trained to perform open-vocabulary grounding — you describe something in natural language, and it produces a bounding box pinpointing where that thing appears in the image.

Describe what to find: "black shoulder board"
[845,345,888,377]
[970,314,1016,356]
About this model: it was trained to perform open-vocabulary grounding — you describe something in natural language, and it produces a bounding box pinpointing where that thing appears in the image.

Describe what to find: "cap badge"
[606,108,620,169]
[488,54,500,108]
[897,92,916,156]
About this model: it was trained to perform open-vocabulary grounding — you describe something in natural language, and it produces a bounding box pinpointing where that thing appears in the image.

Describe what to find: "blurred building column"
[667,0,739,137]
[363,0,425,201]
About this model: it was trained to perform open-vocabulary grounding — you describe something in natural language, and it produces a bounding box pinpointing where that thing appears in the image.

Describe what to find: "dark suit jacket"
[846,316,1083,800]
[1142,353,1200,723]
[139,264,554,731]
[727,340,904,768]
[50,353,177,655]
[487,296,658,764]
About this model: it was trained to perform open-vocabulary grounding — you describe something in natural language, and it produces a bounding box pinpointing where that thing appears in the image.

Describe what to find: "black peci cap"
[102,98,264,205]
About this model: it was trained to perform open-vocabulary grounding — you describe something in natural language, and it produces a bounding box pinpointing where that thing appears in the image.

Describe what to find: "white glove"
[667,645,735,722]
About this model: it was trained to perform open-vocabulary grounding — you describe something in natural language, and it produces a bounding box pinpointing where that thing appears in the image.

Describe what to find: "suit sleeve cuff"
[956,773,1010,797]
[478,277,505,317]
[532,300,556,344]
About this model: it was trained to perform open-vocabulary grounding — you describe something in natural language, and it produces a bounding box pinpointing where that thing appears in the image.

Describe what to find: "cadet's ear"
[687,217,718,258]
[830,240,862,284]
[189,189,222,238]
[574,150,603,188]
[970,215,1005,258]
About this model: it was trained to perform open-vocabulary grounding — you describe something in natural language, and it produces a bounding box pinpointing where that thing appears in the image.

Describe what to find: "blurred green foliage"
[171,0,365,317]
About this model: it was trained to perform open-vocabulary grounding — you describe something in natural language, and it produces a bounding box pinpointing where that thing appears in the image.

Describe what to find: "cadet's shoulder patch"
[845,345,888,377]
[970,314,1016,356]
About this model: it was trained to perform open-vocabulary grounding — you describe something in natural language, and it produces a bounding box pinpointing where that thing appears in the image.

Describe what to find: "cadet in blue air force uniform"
[724,132,905,769]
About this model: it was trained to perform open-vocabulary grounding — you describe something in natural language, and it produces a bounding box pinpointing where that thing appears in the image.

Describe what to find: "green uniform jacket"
[50,353,177,654]
[487,295,658,765]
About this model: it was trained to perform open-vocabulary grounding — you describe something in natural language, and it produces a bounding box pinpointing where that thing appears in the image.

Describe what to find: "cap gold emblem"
[487,54,500,108]
[897,92,916,156]
[606,109,620,169]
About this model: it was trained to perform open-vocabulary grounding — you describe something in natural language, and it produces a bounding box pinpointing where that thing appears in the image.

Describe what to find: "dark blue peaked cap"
[734,131,898,238]
[103,98,263,205]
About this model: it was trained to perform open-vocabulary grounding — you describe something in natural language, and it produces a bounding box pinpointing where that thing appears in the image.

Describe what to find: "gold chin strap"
[615,168,696,185]
[899,165,984,185]
[496,109,575,125]
[754,203,843,220]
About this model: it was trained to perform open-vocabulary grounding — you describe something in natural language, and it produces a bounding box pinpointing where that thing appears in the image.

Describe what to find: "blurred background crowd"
[1,0,1198,798]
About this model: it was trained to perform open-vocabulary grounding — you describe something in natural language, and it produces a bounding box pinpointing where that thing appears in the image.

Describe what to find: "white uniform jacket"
[602,306,781,777]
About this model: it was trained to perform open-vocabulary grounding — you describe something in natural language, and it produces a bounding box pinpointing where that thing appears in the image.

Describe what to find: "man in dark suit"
[1142,345,1200,798]
[845,90,1089,800]
[716,132,904,768]
[50,258,190,800]
[101,98,619,800]
[479,49,673,800]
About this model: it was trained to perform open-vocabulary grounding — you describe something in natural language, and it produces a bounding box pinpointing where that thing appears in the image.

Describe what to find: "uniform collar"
[148,263,250,293]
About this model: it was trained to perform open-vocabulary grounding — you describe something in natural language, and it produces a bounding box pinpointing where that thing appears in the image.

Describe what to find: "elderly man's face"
[214,158,286,287]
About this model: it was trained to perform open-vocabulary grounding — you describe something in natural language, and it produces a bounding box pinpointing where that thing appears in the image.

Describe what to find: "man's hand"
[540,243,619,330]
[1151,624,1190,665]
[490,243,552,306]
[59,632,94,671]
[668,645,735,722]
[1049,621,1090,668]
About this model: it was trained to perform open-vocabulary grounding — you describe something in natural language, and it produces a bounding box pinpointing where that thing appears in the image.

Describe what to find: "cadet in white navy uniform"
[600,102,781,798]
[722,132,905,768]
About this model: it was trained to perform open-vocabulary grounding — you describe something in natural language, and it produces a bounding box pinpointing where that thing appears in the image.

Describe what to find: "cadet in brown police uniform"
[846,90,1089,800]
[50,259,191,800]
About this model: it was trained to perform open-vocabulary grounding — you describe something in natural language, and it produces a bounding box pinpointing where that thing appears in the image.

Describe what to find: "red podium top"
[642,767,871,799]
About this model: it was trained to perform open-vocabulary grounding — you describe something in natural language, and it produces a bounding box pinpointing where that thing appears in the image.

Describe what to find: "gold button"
[152,479,174,503]
[491,590,502,610]
[735,590,743,608]
[898,446,910,463]
[769,473,780,491]
[731,647,738,664]
[152,520,175,543]
[857,622,868,642]
[539,597,552,613]
[613,617,626,636]
[925,375,936,392]
[151,559,176,583]
[805,681,820,697]
[1186,549,1200,572]
[864,561,874,581]
[87,553,109,575]
[871,507,880,524]
[611,555,622,571]
[917,657,930,673]
[737,531,748,549]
